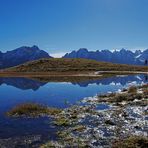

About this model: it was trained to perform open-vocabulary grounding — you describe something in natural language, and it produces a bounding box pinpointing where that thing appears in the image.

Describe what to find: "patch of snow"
[116,89,122,93]
[128,81,137,85]
[135,76,142,80]
[110,82,116,85]
[116,83,121,85]
[135,54,142,59]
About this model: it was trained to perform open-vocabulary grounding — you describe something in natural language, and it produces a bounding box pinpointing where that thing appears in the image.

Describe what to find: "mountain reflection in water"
[0,74,147,90]
[0,74,147,147]
[0,77,47,90]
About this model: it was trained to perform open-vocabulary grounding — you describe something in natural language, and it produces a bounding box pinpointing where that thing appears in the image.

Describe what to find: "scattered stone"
[6,84,148,147]
[105,120,116,126]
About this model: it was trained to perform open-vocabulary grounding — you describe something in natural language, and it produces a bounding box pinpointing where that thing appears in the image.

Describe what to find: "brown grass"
[3,58,147,73]
[112,136,148,148]
[128,86,137,94]
[7,103,61,117]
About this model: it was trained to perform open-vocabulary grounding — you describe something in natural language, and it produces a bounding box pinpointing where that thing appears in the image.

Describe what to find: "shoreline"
[0,71,147,78]
[5,83,148,147]
[42,83,148,147]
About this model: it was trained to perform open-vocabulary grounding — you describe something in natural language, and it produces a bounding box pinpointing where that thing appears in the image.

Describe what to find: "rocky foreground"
[41,84,148,148]
[3,84,148,148]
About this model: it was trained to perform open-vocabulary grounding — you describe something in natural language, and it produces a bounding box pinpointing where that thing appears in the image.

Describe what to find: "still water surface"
[0,74,147,145]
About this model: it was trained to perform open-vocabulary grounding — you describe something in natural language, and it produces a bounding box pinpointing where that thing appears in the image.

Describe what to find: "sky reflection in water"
[0,74,147,141]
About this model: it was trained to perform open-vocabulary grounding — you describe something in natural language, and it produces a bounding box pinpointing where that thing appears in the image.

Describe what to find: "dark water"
[0,74,147,146]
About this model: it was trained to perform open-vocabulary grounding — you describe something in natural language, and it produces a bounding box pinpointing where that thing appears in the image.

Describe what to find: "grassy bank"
[7,103,61,117]
[2,58,147,73]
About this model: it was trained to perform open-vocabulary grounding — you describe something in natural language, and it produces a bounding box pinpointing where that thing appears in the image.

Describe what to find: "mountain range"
[63,48,148,65]
[0,45,52,69]
[0,46,147,69]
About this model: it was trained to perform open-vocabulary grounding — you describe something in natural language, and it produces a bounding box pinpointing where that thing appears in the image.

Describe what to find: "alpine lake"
[0,74,147,147]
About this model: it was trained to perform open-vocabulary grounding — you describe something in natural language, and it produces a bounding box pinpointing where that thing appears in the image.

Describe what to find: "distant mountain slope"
[63,48,148,65]
[0,45,52,69]
[4,58,147,73]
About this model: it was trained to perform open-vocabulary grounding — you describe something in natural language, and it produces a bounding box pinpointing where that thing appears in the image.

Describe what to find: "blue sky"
[0,0,148,56]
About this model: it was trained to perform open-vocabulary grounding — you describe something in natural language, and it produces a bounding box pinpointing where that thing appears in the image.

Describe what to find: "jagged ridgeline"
[0,46,148,70]
[63,48,148,65]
